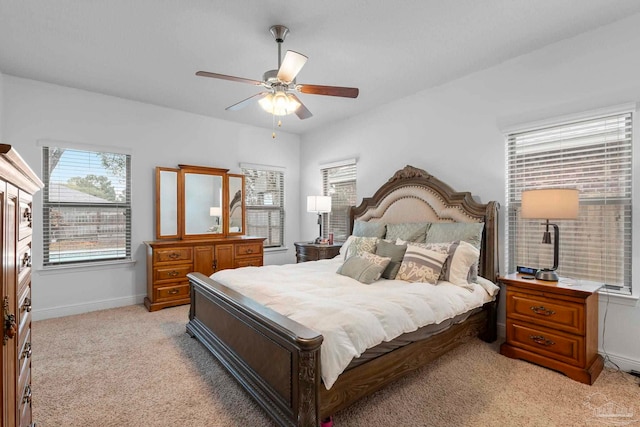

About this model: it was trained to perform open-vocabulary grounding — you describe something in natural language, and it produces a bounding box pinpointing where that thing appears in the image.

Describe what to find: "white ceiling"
[2,1,640,135]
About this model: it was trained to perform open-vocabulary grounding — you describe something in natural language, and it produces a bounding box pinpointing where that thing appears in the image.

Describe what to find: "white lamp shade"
[307,196,332,213]
[209,207,222,217]
[521,188,579,219]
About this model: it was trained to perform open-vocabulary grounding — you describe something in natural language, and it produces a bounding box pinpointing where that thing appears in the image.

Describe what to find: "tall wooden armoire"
[0,145,43,427]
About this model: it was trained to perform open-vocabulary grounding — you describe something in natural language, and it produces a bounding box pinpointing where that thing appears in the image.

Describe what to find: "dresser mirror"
[155,164,245,240]
[227,174,245,235]
[156,167,180,239]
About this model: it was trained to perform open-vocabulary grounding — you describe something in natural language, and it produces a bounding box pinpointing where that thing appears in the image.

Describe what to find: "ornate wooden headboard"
[350,165,500,281]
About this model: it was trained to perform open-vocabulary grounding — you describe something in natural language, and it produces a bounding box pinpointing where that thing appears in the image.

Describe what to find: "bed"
[186,165,500,427]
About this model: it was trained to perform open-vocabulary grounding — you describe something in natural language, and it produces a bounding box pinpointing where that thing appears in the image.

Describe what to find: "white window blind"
[321,161,357,242]
[506,112,633,294]
[42,146,131,266]
[242,167,285,248]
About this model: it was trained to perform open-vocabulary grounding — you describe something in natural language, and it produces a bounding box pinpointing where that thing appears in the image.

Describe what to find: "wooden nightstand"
[499,273,604,384]
[294,242,342,263]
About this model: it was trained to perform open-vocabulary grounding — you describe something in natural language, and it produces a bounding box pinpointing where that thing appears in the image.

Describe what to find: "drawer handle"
[22,385,32,405]
[246,248,253,254]
[167,289,180,295]
[167,270,179,277]
[21,342,32,360]
[530,306,555,316]
[168,252,180,259]
[23,208,32,223]
[22,297,32,313]
[22,252,32,268]
[529,335,555,346]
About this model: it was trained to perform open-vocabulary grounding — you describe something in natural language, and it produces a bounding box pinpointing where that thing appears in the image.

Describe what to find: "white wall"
[2,76,301,320]
[300,14,640,370]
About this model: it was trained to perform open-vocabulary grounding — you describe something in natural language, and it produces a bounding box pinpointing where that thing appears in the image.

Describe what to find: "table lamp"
[209,206,222,225]
[307,196,332,242]
[521,188,579,281]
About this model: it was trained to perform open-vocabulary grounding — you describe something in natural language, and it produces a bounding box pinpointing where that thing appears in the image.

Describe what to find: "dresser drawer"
[18,369,32,427]
[18,194,33,241]
[235,257,263,268]
[153,264,192,282]
[17,286,31,337]
[154,247,192,263]
[235,242,262,257]
[506,290,585,335]
[506,320,584,367]
[154,283,190,301]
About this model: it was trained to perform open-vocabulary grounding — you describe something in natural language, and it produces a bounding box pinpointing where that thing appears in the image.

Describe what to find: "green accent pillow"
[337,252,391,284]
[385,222,430,243]
[424,222,484,248]
[375,240,407,279]
[352,220,386,239]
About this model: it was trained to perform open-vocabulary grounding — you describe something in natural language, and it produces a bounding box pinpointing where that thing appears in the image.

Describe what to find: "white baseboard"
[32,294,146,321]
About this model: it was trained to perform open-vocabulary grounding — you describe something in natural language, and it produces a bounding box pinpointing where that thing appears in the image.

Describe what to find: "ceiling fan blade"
[226,92,270,111]
[196,71,263,86]
[288,94,313,120]
[277,51,308,83]
[297,84,359,98]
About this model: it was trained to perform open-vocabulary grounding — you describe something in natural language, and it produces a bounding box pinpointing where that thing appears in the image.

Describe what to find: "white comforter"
[211,257,499,389]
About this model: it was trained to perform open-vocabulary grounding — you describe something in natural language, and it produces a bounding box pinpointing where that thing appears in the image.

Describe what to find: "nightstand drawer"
[506,321,584,367]
[153,265,193,282]
[154,248,192,263]
[506,290,585,335]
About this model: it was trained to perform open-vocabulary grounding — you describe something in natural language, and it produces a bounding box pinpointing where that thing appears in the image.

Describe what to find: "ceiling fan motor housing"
[269,25,289,43]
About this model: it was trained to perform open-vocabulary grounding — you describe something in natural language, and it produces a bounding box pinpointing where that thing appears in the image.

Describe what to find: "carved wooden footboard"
[186,272,323,426]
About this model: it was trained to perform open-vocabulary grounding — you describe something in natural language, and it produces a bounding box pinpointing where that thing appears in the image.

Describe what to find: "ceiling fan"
[196,25,359,122]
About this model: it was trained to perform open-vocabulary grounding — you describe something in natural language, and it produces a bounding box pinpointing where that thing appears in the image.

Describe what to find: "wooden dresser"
[144,236,265,311]
[499,273,603,385]
[1,144,43,427]
[294,242,342,263]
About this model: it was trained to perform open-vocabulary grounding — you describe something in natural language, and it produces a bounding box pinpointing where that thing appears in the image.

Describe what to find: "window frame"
[41,144,132,267]
[240,164,285,249]
[505,106,635,295]
[321,159,357,242]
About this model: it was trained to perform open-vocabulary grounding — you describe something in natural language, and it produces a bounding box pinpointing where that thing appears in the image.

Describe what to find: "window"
[506,111,633,294]
[241,165,285,248]
[42,146,131,266]
[321,160,357,242]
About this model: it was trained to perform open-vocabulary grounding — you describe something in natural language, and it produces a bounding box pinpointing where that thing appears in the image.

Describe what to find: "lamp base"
[535,269,559,282]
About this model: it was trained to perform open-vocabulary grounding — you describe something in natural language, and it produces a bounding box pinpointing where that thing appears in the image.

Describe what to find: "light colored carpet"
[32,304,639,426]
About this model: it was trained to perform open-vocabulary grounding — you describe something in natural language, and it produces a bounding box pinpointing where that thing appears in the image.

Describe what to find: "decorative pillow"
[408,241,479,287]
[375,240,408,280]
[424,222,484,282]
[352,220,387,239]
[385,222,430,243]
[344,236,378,259]
[337,252,391,284]
[396,245,449,284]
[339,235,355,257]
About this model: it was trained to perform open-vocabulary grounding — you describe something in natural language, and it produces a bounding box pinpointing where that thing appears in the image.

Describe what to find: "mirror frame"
[155,164,247,240]
[227,174,245,236]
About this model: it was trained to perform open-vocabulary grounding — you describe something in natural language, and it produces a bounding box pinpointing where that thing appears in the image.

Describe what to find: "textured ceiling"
[2,0,640,135]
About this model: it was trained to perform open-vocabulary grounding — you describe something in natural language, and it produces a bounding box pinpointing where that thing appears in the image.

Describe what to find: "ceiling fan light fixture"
[258,90,300,116]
